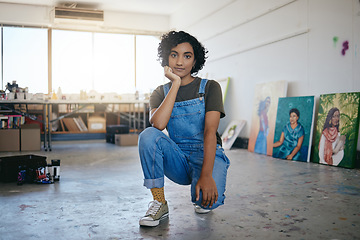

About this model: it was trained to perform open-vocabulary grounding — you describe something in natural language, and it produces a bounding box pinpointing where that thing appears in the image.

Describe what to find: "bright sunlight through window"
[1,27,164,96]
[2,27,48,93]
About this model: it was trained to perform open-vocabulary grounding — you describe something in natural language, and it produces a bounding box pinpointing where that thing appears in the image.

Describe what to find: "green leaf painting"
[312,92,360,168]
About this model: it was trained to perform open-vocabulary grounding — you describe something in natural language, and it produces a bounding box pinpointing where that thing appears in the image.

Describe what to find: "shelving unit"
[0,99,149,150]
[0,115,24,129]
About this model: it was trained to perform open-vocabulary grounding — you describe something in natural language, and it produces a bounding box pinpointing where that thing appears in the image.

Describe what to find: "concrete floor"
[0,140,360,240]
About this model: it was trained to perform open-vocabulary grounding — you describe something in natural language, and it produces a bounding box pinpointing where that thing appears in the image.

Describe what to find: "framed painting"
[221,120,246,150]
[311,92,360,168]
[248,80,288,156]
[272,96,315,162]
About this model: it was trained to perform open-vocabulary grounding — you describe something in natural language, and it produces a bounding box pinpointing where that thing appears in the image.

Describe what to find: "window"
[52,30,93,94]
[93,32,135,94]
[1,27,163,96]
[52,30,137,95]
[2,27,48,93]
[136,35,165,95]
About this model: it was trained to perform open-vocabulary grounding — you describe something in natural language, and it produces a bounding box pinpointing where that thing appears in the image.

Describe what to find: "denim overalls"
[138,79,230,210]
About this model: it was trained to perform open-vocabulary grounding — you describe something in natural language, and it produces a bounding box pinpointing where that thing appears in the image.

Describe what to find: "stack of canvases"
[245,80,360,169]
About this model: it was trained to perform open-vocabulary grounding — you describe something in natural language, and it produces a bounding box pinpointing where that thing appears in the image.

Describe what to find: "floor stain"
[19,204,36,211]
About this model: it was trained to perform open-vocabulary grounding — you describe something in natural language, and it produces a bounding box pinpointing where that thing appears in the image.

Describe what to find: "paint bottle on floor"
[46,163,54,183]
[52,159,61,181]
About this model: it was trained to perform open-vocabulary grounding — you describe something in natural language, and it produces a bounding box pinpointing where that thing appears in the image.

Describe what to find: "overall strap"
[199,79,208,94]
[163,82,171,96]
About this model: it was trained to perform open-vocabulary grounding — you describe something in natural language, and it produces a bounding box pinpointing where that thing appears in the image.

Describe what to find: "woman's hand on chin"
[164,66,181,85]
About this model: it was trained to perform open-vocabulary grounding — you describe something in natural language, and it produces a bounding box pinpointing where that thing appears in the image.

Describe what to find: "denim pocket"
[169,110,205,140]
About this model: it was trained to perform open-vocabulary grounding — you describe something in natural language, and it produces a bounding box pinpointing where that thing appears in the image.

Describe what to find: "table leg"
[47,104,52,151]
[43,103,48,151]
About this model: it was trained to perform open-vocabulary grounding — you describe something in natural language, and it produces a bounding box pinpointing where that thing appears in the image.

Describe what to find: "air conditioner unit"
[54,7,104,22]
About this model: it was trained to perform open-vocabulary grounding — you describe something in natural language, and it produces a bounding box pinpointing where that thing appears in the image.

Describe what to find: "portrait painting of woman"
[312,92,360,168]
[248,80,287,156]
[273,108,305,160]
[318,107,345,166]
[273,96,315,162]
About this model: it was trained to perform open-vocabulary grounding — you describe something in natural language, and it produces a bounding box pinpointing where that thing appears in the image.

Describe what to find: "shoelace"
[146,201,161,216]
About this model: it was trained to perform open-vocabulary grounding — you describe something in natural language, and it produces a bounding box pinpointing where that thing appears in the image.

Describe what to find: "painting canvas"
[216,77,230,103]
[272,96,315,162]
[221,120,246,150]
[311,92,360,168]
[248,80,288,156]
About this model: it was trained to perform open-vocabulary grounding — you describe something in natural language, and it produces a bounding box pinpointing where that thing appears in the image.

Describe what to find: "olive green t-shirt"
[149,77,225,145]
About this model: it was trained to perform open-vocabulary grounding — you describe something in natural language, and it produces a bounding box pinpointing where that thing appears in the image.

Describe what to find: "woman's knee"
[139,127,163,144]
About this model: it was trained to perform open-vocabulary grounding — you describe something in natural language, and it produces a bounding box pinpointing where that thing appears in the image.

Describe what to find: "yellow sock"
[150,187,166,204]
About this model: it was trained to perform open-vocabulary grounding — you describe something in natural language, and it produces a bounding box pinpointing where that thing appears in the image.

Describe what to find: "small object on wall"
[333,36,339,47]
[342,41,349,56]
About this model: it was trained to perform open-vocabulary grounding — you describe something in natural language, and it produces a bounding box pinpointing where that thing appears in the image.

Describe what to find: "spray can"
[46,163,54,183]
[52,159,60,181]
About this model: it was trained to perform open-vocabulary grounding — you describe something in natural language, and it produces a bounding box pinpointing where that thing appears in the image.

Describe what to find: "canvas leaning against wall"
[221,120,246,150]
[272,96,315,162]
[215,77,230,103]
[311,92,360,168]
[248,80,288,156]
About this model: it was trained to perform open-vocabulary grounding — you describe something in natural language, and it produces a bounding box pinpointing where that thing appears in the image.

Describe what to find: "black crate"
[0,155,47,182]
[106,125,129,143]
[106,133,115,143]
[106,125,129,134]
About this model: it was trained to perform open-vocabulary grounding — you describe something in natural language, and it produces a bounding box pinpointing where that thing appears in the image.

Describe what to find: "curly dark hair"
[323,107,340,131]
[157,31,208,75]
[289,108,300,118]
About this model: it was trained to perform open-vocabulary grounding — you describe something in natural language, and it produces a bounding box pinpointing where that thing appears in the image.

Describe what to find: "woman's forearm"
[150,82,180,130]
[201,129,217,176]
[201,111,220,176]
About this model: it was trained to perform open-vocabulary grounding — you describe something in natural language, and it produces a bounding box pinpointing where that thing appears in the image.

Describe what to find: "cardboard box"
[106,125,130,143]
[21,124,41,151]
[115,134,138,146]
[26,104,43,111]
[88,116,106,132]
[0,129,20,151]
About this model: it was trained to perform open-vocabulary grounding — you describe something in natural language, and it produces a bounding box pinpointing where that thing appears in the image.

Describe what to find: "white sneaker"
[139,200,169,227]
[194,204,212,214]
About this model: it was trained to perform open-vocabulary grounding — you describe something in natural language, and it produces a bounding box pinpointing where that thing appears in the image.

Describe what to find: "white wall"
[1,1,359,148]
[0,3,169,34]
[171,0,360,145]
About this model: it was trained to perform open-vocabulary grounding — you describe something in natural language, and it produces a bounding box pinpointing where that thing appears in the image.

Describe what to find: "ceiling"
[0,0,187,15]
